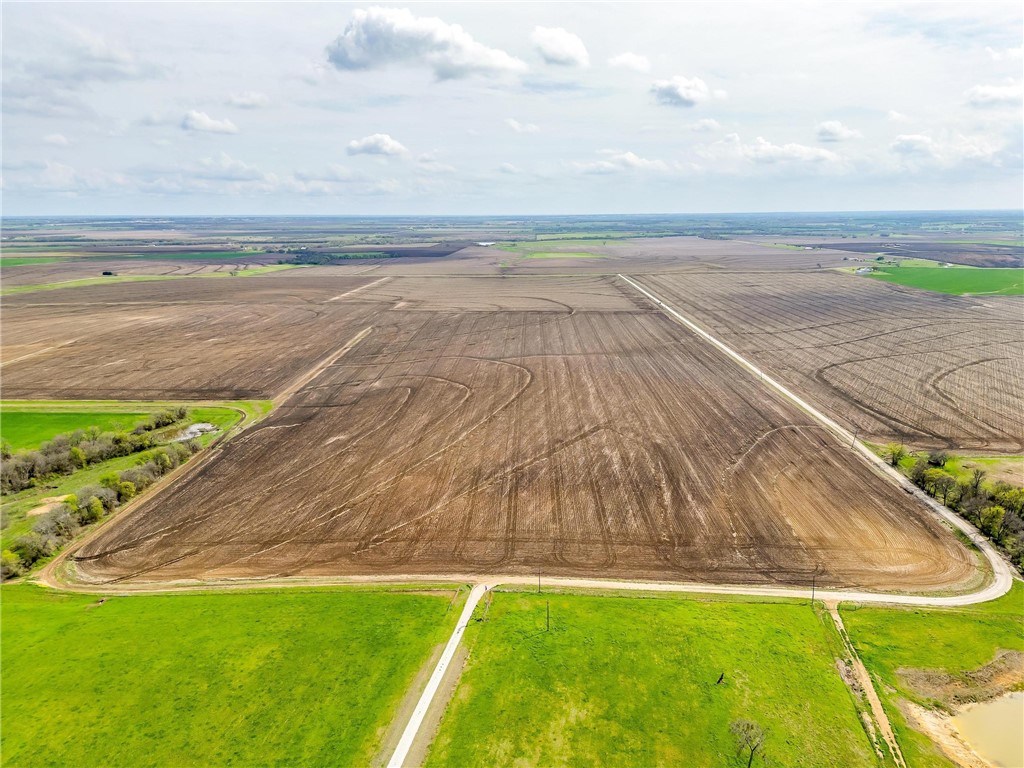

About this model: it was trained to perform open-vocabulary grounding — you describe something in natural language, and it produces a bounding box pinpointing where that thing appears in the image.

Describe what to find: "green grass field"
[0,401,259,553]
[427,591,875,767]
[1,585,464,767]
[113,251,266,260]
[1,411,148,451]
[840,582,1024,768]
[0,265,302,297]
[0,257,70,268]
[865,266,1023,296]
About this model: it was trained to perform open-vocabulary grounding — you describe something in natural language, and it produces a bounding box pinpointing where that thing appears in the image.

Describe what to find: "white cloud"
[346,133,408,156]
[227,91,269,109]
[575,150,668,175]
[498,163,520,174]
[816,121,862,142]
[196,152,265,180]
[986,45,1023,62]
[181,110,239,134]
[416,153,455,174]
[740,136,840,164]
[24,29,160,85]
[887,110,911,122]
[699,134,844,173]
[325,7,526,80]
[890,134,936,157]
[689,118,721,132]
[651,76,725,108]
[965,81,1022,107]
[34,160,127,192]
[532,26,590,68]
[43,133,71,146]
[608,52,651,73]
[506,118,540,134]
[294,164,359,183]
[889,133,1008,168]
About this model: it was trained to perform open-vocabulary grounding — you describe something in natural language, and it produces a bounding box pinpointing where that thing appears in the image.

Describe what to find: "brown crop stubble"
[75,299,977,591]
[643,272,1024,453]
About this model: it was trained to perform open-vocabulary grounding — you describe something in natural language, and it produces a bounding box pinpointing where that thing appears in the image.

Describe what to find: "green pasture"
[0,401,261,553]
[0,265,302,297]
[840,582,1024,768]
[0,257,70,268]
[427,590,875,767]
[865,265,1023,296]
[1,411,148,451]
[1,585,463,767]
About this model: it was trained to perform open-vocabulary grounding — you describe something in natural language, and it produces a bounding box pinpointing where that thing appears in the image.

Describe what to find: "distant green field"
[0,265,301,297]
[841,582,1024,768]
[1,585,463,768]
[115,251,266,260]
[0,257,69,268]
[1,411,148,450]
[427,591,874,767]
[0,401,252,553]
[866,266,1023,296]
[524,251,604,260]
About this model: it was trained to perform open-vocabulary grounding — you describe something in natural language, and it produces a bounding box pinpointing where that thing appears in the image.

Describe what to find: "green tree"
[883,443,906,467]
[980,506,1006,540]
[81,497,105,523]
[116,481,136,502]
[923,468,956,504]
[1,550,25,579]
[69,446,87,469]
[730,720,767,768]
[970,468,987,494]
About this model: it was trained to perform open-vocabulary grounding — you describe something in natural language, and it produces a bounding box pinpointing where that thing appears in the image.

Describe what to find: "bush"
[78,496,105,524]
[1,550,25,579]
[12,533,49,566]
[116,481,136,502]
[0,409,188,497]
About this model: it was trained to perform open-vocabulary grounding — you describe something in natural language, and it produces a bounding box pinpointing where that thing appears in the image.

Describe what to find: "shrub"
[12,533,49,565]
[1,550,25,579]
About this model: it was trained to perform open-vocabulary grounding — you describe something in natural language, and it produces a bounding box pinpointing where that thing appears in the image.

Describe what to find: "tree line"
[884,444,1024,570]
[1,439,200,578]
[1,407,189,494]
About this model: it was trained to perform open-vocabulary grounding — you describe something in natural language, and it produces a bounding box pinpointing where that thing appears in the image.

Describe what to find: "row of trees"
[885,443,1024,569]
[0,408,189,494]
[1,440,200,578]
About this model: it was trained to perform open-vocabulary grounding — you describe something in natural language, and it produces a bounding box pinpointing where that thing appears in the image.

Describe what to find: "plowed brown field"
[73,280,976,590]
[643,272,1024,452]
[3,260,1002,591]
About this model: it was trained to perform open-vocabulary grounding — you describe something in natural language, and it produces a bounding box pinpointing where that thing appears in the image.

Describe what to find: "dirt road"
[617,274,1014,606]
[387,583,488,768]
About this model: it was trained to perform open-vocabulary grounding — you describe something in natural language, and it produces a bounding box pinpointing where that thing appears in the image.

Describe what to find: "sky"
[2,1,1022,215]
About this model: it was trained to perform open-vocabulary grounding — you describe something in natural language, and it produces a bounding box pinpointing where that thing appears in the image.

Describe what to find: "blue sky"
[2,1,1021,214]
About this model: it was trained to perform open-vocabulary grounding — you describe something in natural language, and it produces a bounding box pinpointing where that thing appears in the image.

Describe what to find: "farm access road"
[616,273,1014,607]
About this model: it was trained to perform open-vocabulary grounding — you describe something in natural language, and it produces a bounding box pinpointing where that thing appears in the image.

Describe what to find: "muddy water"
[952,691,1024,767]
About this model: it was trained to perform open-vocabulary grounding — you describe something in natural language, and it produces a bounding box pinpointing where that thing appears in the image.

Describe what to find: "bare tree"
[730,720,767,768]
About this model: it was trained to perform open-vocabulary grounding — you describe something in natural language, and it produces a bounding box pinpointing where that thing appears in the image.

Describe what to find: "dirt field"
[801,240,1024,269]
[643,272,1024,452]
[1,274,383,399]
[74,276,976,590]
[4,234,1017,591]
